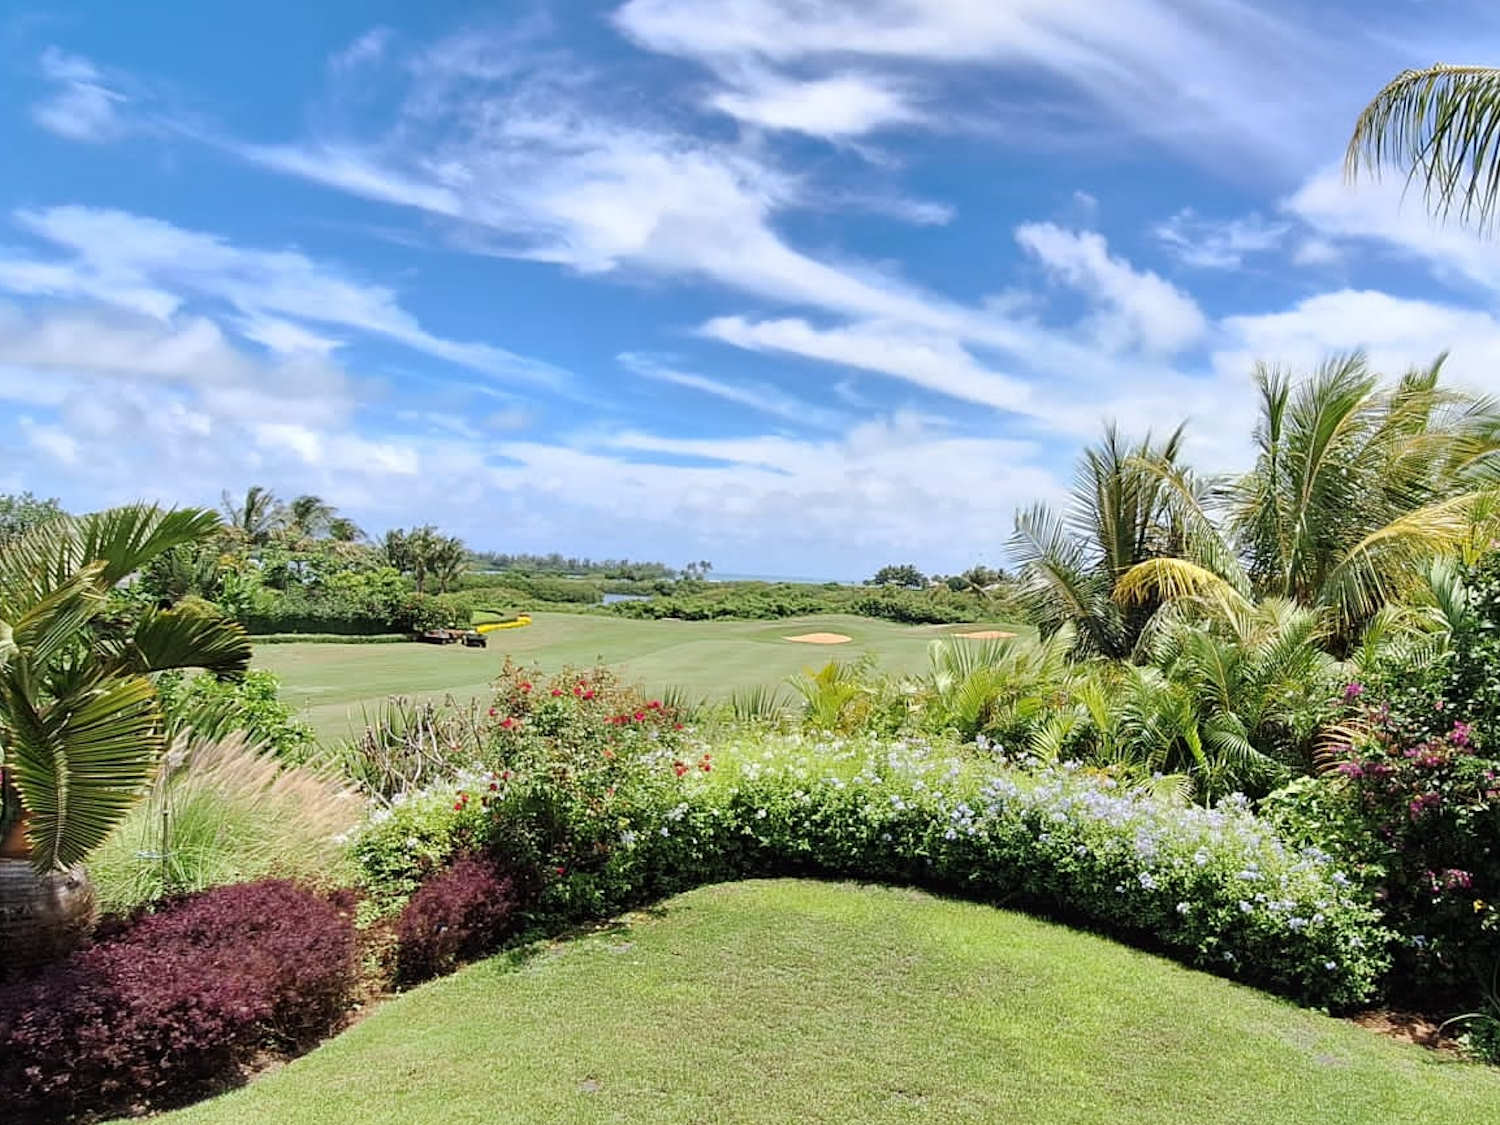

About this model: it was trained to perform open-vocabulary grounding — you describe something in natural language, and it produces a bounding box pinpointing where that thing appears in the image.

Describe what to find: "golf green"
[254,612,1026,742]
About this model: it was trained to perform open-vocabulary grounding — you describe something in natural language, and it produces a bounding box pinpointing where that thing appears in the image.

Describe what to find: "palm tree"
[282,494,335,542]
[327,516,365,543]
[220,485,281,546]
[0,505,250,973]
[1009,424,1198,657]
[1348,64,1500,231]
[1116,354,1500,641]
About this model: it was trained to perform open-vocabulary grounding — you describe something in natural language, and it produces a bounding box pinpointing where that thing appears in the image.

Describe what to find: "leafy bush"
[156,668,316,761]
[353,732,1389,1010]
[394,855,524,985]
[1272,698,1500,996]
[90,737,359,917]
[0,880,358,1120]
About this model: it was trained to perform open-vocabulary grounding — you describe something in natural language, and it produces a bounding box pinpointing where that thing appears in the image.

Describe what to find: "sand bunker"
[785,632,853,644]
[955,630,1017,640]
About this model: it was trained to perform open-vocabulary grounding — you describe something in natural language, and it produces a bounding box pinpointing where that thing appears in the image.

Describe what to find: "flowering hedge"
[354,732,1390,1010]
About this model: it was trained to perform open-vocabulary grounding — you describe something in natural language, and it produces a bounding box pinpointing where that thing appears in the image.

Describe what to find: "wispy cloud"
[612,0,1363,168]
[30,47,130,142]
[700,316,1031,412]
[1,206,567,387]
[1015,223,1206,354]
[1153,208,1290,269]
[619,351,846,429]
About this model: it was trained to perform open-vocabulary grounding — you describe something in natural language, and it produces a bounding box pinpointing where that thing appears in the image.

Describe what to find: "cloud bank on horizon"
[6,0,1500,577]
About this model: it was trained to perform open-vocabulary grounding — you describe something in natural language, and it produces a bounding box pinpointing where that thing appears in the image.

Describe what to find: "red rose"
[555,866,567,876]
[488,707,498,717]
[582,689,595,700]
[633,711,645,722]
[520,682,532,693]
[551,688,564,697]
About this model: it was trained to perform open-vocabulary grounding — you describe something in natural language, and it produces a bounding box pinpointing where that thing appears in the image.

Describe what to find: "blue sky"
[6,2,1500,579]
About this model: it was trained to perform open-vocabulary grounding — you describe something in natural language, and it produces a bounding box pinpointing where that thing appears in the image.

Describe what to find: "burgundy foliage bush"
[395,854,521,985]
[0,880,358,1121]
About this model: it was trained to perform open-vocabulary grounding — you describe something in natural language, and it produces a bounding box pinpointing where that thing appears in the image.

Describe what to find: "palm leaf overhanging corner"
[1347,64,1500,233]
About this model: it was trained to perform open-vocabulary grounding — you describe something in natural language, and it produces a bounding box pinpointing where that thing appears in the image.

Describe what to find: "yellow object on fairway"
[476,614,532,634]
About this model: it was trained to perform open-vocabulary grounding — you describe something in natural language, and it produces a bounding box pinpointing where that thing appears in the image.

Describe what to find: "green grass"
[162,880,1499,1124]
[255,612,1026,742]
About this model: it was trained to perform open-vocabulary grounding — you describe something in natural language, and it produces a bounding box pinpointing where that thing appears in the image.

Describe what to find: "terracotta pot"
[0,858,97,979]
[0,810,29,858]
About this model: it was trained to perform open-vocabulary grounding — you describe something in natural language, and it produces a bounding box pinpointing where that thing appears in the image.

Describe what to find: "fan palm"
[1348,64,1500,232]
[0,505,250,970]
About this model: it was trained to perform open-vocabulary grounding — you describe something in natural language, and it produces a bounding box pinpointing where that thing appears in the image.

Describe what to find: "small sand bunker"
[955,630,1017,640]
[785,632,853,644]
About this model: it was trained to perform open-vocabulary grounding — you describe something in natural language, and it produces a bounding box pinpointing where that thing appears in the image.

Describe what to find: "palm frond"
[1347,64,1500,232]
[3,672,164,872]
[1114,557,1248,614]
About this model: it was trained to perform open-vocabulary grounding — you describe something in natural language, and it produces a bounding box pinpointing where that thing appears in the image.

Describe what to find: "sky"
[6,2,1500,580]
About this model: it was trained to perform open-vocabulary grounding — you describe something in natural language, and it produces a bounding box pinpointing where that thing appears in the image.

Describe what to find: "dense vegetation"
[7,356,1500,1120]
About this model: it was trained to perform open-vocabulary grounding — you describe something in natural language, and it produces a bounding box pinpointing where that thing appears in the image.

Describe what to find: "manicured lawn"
[163,880,1498,1124]
[255,612,1025,741]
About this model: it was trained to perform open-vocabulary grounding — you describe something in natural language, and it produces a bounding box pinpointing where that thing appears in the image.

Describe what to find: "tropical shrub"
[155,668,316,761]
[1303,700,1499,995]
[0,880,358,1120]
[394,854,524,985]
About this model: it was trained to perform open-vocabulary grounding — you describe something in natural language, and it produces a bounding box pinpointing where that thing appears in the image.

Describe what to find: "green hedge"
[249,633,411,645]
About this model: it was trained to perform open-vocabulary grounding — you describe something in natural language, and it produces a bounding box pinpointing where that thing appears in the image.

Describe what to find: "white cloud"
[2,206,565,387]
[1291,238,1341,267]
[1153,208,1290,269]
[709,71,922,138]
[330,28,393,72]
[1015,223,1206,354]
[700,315,1031,412]
[1286,165,1500,293]
[20,417,80,465]
[619,351,846,429]
[31,47,129,143]
[613,0,1361,168]
[1216,289,1500,395]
